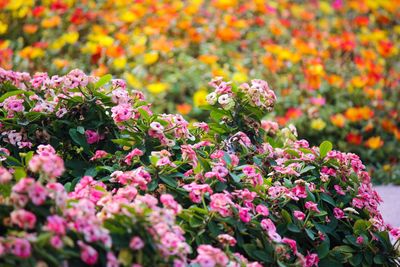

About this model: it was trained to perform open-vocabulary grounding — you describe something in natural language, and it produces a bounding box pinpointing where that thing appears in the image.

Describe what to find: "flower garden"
[0,0,399,266]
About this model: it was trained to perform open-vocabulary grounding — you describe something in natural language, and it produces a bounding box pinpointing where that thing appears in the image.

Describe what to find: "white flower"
[206,92,217,105]
[218,94,230,105]
[150,122,164,132]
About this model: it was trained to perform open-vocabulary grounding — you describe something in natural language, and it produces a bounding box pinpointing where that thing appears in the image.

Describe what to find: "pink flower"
[28,145,65,180]
[309,96,326,106]
[78,241,98,265]
[45,215,66,235]
[261,219,281,242]
[111,104,133,123]
[333,207,345,219]
[239,207,251,223]
[182,182,213,203]
[256,204,269,216]
[129,236,144,250]
[124,148,144,165]
[210,193,232,217]
[305,253,319,267]
[192,245,229,267]
[28,182,47,205]
[305,201,320,213]
[390,228,400,240]
[10,209,36,229]
[260,218,276,233]
[0,167,12,183]
[212,165,229,181]
[282,238,297,254]
[160,194,182,214]
[292,184,307,199]
[356,236,364,245]
[90,150,109,161]
[50,235,63,249]
[217,234,236,246]
[4,96,25,114]
[334,185,345,195]
[10,238,31,258]
[85,130,102,144]
[64,69,88,89]
[294,210,306,221]
[69,176,107,204]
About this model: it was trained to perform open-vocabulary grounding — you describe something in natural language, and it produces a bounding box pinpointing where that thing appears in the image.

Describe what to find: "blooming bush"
[0,69,399,266]
[0,0,399,183]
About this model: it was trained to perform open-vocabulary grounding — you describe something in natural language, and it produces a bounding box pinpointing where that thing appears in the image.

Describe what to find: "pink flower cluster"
[239,79,277,111]
[28,145,65,180]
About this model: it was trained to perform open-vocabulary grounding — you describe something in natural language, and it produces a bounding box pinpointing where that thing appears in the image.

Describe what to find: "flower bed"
[0,1,399,183]
[0,69,399,266]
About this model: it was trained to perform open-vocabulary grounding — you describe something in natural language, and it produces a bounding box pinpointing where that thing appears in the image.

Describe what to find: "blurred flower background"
[0,0,399,183]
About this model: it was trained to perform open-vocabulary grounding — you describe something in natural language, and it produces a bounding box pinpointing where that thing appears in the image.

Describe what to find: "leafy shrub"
[0,69,399,266]
[1,1,399,183]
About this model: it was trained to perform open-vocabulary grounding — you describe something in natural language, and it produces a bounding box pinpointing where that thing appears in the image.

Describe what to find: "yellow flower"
[365,136,384,149]
[147,82,169,94]
[143,52,159,65]
[351,76,367,88]
[193,89,208,107]
[311,119,326,131]
[232,72,248,84]
[124,73,142,88]
[0,21,8,34]
[53,58,69,69]
[63,31,79,44]
[319,1,333,14]
[120,10,138,23]
[113,57,127,70]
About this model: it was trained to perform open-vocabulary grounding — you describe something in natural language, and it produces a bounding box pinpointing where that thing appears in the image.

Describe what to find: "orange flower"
[381,119,396,133]
[23,24,38,34]
[41,16,61,29]
[330,114,346,128]
[365,136,384,150]
[176,103,192,115]
[344,107,373,122]
[198,55,218,65]
[216,27,240,42]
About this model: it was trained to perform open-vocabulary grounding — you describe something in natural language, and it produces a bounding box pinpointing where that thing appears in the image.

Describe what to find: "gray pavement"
[375,185,400,228]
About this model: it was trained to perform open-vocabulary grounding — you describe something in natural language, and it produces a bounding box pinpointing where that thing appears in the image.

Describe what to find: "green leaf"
[349,254,363,266]
[64,182,72,192]
[24,151,34,166]
[300,165,315,174]
[319,141,333,158]
[332,245,355,254]
[317,239,330,259]
[229,172,241,183]
[13,167,26,181]
[281,209,292,223]
[305,228,316,240]
[84,167,98,177]
[287,223,301,233]
[321,193,336,206]
[95,74,112,89]
[373,254,384,264]
[189,216,203,228]
[159,175,178,187]
[0,90,34,102]
[353,219,369,234]
[69,128,89,151]
[77,126,85,134]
